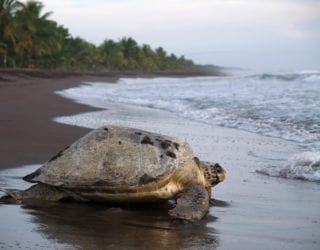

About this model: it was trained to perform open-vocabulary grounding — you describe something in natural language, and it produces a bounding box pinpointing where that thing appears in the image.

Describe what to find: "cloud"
[38,0,319,41]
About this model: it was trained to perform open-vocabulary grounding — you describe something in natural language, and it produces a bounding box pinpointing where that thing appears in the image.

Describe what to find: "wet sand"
[0,70,106,169]
[53,99,320,250]
[0,68,220,169]
[0,72,319,249]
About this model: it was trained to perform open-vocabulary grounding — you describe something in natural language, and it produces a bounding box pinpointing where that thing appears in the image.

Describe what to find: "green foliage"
[0,0,206,71]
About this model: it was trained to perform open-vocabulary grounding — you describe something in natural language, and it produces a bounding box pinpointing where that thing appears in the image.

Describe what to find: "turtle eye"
[214,164,223,173]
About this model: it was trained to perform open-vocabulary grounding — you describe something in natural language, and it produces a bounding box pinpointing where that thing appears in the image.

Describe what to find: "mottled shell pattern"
[24,126,195,190]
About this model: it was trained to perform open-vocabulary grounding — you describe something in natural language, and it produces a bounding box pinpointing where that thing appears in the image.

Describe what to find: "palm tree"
[0,0,23,66]
[15,0,56,66]
[155,47,168,70]
[140,44,157,70]
[99,39,125,69]
[119,37,142,69]
[120,37,139,59]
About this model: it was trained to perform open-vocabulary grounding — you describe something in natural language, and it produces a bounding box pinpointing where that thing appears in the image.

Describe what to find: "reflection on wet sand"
[20,200,220,249]
[0,165,223,249]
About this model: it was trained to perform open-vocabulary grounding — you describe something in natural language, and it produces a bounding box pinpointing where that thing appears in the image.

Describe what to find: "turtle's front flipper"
[168,183,209,220]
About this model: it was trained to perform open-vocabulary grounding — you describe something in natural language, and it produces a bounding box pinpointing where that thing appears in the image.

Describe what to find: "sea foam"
[57,72,320,150]
[257,152,320,182]
[0,164,40,190]
[55,72,320,182]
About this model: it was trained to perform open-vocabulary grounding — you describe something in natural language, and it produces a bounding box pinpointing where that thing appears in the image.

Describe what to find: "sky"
[36,0,319,72]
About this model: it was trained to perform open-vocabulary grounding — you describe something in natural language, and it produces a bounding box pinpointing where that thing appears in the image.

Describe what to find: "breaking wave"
[257,152,320,182]
[250,71,320,82]
[56,70,320,182]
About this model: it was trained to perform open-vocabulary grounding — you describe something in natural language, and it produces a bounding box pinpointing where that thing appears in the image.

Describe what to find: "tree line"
[0,0,208,71]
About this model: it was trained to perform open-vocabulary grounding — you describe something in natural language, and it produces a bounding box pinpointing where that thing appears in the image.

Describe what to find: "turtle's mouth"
[211,179,220,186]
[211,169,226,186]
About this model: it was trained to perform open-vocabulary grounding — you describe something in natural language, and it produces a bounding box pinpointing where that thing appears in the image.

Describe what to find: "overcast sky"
[37,0,319,72]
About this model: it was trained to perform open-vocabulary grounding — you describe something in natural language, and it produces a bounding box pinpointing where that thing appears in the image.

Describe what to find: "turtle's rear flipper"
[0,188,21,203]
[0,184,67,202]
[21,184,67,201]
[168,183,209,220]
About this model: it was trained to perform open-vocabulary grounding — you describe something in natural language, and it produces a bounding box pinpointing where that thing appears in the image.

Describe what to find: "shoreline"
[0,68,225,82]
[0,68,223,169]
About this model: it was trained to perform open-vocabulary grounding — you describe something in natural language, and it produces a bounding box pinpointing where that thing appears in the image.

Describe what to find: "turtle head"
[194,157,226,187]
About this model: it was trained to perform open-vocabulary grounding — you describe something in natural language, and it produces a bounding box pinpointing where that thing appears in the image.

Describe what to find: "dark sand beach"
[0,70,102,169]
[0,69,218,169]
[0,70,319,250]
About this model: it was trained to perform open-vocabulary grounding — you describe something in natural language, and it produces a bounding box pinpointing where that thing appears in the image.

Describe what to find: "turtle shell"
[24,126,194,189]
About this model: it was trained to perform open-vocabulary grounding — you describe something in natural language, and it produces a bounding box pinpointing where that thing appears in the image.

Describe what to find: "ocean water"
[56,70,320,182]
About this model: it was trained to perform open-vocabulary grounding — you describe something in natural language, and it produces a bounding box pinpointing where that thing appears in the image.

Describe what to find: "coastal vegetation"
[0,0,215,72]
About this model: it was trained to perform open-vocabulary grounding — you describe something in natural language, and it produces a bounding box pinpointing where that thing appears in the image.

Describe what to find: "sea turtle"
[0,125,225,220]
